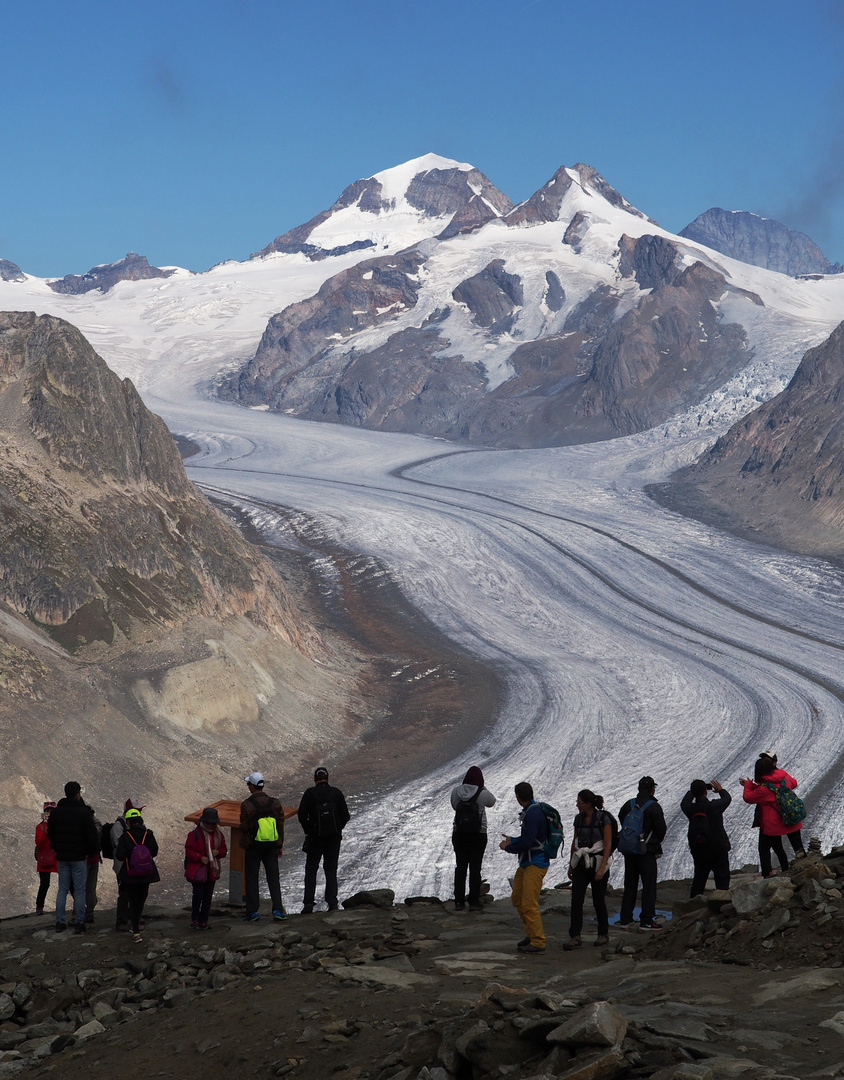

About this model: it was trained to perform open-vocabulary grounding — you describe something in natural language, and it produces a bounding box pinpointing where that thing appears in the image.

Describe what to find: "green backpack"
[250,795,280,842]
[763,780,807,827]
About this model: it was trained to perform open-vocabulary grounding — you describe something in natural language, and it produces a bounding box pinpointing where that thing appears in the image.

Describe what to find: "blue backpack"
[617,799,654,856]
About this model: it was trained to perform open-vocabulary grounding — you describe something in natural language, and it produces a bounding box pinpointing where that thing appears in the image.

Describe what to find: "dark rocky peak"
[252,155,512,259]
[0,311,190,494]
[452,260,524,333]
[618,234,681,290]
[679,208,843,277]
[47,252,176,295]
[507,163,649,228]
[0,259,25,282]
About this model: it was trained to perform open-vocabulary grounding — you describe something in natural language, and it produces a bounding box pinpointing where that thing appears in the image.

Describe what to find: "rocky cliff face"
[666,319,844,560]
[680,208,843,277]
[0,312,305,650]
[0,259,25,282]
[47,253,176,295]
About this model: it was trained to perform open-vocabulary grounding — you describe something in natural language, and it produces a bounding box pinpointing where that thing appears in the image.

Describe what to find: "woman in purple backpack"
[114,808,160,942]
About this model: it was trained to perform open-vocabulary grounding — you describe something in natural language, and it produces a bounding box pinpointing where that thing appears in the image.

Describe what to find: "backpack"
[763,780,807,827]
[536,802,564,859]
[618,799,654,856]
[687,806,717,854]
[315,794,339,838]
[125,830,154,879]
[602,809,620,854]
[100,821,115,859]
[251,795,280,843]
[453,787,483,835]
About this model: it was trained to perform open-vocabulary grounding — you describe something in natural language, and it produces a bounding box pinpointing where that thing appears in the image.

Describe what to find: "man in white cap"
[239,772,286,921]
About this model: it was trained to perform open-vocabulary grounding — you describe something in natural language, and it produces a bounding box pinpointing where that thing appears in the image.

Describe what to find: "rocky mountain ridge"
[224,162,781,448]
[659,318,844,561]
[680,208,843,278]
[47,253,177,295]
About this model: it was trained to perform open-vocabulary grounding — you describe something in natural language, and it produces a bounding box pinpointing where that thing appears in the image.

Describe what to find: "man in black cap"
[297,767,350,913]
[617,776,666,931]
[681,778,732,896]
[46,781,100,934]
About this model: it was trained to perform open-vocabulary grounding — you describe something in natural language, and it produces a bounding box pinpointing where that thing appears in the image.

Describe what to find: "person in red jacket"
[184,807,228,929]
[34,801,58,915]
[741,756,804,878]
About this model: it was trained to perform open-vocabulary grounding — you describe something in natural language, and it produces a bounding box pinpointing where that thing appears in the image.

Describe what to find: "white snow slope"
[3,156,844,901]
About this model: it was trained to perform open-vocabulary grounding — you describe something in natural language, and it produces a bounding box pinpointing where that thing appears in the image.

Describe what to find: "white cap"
[245,771,265,787]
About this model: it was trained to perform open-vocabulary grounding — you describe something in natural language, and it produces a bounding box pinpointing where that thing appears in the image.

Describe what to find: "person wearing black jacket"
[113,809,160,942]
[618,776,667,931]
[46,781,100,934]
[681,779,732,896]
[297,767,350,913]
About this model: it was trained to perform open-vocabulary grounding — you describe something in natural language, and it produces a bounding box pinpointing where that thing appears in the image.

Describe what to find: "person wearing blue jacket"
[499,782,549,954]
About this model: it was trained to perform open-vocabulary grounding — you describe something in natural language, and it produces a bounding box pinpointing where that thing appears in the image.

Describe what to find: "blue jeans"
[56,861,88,925]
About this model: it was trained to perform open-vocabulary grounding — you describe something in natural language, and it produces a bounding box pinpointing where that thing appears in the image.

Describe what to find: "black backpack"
[687,806,717,854]
[314,794,339,838]
[453,788,483,835]
[100,821,116,859]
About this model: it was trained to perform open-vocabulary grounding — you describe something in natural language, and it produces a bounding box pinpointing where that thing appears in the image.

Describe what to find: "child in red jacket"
[185,807,228,929]
[34,801,58,915]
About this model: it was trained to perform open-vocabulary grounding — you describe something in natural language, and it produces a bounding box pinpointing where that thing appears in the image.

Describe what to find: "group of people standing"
[34,766,351,941]
[449,752,807,954]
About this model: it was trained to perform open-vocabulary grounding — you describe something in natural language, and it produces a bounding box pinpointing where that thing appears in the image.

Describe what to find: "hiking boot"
[453,902,466,911]
[516,936,530,948]
[55,921,66,933]
[35,906,44,916]
[84,913,94,924]
[243,912,259,922]
[615,921,635,930]
[640,919,663,931]
[272,909,287,921]
[301,904,315,915]
[518,943,545,954]
[190,920,198,929]
[327,904,339,911]
[73,923,86,934]
[468,903,484,911]
[196,923,209,931]
[594,935,610,946]
[562,937,582,950]
[115,921,128,932]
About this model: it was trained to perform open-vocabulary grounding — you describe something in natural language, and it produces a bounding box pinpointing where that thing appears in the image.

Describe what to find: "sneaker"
[468,903,484,912]
[517,936,530,948]
[115,921,128,932]
[196,923,209,931]
[190,920,198,930]
[615,921,635,930]
[35,907,44,916]
[562,937,582,950]
[273,908,287,921]
[55,921,66,933]
[138,920,145,931]
[73,923,86,934]
[84,913,94,924]
[640,920,663,931]
[327,904,340,912]
[594,935,610,947]
[131,932,143,943]
[243,912,259,922]
[518,943,545,954]
[301,904,315,915]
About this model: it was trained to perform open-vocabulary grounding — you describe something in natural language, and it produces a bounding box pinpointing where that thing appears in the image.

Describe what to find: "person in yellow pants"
[500,782,550,953]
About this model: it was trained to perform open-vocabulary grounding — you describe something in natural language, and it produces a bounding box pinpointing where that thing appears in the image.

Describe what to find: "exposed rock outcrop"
[663,319,844,560]
[0,259,25,282]
[680,208,843,277]
[47,253,176,295]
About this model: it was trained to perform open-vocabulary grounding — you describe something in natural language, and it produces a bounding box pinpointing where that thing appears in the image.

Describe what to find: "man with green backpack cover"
[240,771,287,922]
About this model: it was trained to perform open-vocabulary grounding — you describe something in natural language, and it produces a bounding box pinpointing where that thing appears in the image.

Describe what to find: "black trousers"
[303,835,342,908]
[452,833,488,906]
[620,853,658,925]
[36,871,53,910]
[759,833,789,877]
[116,880,131,926]
[690,848,731,896]
[244,842,283,915]
[569,860,609,938]
[191,879,216,924]
[123,882,150,933]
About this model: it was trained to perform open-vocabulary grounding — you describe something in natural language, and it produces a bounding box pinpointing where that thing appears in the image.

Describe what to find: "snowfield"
[3,156,844,899]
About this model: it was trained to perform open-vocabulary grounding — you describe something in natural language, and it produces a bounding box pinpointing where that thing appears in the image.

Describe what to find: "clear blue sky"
[3,0,843,276]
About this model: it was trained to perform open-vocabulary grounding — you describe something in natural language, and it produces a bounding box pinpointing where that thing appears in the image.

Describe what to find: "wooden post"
[185,799,298,906]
